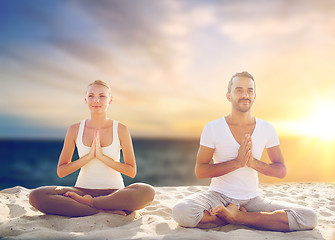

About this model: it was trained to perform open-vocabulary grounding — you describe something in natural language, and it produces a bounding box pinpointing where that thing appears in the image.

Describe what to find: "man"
[172,72,317,231]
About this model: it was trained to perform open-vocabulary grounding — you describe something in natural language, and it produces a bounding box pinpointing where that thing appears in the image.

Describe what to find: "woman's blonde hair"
[87,80,112,96]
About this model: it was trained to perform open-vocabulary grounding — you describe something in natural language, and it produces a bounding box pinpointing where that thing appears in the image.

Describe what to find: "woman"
[29,80,155,217]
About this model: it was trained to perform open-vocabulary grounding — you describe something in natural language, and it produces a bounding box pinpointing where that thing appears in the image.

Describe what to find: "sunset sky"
[1,0,335,140]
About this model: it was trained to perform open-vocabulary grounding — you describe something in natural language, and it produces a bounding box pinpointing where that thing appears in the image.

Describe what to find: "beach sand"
[0,183,334,240]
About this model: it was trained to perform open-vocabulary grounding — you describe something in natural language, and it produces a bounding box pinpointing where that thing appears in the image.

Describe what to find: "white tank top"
[74,119,125,189]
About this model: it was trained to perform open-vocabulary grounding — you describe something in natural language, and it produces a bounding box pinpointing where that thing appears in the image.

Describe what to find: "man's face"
[227,77,256,113]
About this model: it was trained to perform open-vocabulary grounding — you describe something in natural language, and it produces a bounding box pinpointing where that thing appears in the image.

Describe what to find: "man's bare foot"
[198,210,228,228]
[64,191,93,206]
[209,204,242,224]
[240,206,247,213]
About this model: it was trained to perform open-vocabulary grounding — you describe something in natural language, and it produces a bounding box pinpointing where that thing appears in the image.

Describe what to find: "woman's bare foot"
[100,209,128,216]
[64,191,93,206]
[209,204,242,224]
[64,192,131,216]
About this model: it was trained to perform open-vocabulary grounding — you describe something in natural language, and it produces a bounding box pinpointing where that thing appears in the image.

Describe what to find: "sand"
[0,183,334,240]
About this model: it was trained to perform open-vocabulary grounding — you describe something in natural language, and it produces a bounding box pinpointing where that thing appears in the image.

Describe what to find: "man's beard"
[234,99,253,112]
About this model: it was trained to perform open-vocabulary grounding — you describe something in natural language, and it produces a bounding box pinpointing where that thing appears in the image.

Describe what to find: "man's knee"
[303,209,318,230]
[172,201,201,228]
[288,208,318,231]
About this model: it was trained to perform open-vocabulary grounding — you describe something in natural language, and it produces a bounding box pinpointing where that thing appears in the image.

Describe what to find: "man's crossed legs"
[172,191,317,231]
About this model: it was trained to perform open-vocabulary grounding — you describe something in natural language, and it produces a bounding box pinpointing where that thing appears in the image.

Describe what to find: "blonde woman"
[29,80,155,217]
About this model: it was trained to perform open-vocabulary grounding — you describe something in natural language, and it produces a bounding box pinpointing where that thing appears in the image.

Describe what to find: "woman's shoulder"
[116,121,127,129]
[66,122,81,137]
[116,121,130,135]
[61,122,82,144]
[69,122,81,131]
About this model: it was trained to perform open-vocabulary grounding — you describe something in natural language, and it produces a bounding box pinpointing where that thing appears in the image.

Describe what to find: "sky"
[1,0,335,139]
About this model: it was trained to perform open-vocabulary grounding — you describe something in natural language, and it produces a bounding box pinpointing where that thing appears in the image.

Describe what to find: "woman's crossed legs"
[29,183,155,217]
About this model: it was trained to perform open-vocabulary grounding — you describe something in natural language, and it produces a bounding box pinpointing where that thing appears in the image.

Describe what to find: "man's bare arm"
[247,145,286,179]
[195,139,251,179]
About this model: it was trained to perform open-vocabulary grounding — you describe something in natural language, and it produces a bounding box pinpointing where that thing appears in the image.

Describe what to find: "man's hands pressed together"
[236,134,256,168]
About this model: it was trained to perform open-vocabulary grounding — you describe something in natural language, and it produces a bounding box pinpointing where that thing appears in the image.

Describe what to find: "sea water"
[2,136,334,190]
[0,138,210,190]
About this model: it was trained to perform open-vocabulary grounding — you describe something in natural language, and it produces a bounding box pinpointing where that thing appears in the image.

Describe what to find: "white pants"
[172,191,317,231]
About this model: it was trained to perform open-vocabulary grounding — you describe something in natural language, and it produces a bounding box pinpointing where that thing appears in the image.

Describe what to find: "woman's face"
[85,84,112,113]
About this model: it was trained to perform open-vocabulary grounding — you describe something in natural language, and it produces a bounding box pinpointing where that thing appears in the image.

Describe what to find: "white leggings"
[172,191,318,231]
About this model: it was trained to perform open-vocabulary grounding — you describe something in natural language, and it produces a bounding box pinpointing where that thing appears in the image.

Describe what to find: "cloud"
[2,0,218,96]
[2,0,335,138]
[67,1,177,76]
[217,1,335,46]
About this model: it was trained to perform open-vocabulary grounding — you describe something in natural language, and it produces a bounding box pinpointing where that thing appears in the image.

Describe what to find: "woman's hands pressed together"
[87,132,97,160]
[86,130,111,161]
[94,131,105,160]
[89,128,136,178]
[88,130,115,165]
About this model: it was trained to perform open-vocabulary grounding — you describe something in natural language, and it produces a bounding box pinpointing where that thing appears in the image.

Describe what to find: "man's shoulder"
[256,118,276,131]
[206,117,225,127]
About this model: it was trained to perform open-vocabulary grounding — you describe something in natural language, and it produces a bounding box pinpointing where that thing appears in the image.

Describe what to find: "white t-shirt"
[200,117,280,200]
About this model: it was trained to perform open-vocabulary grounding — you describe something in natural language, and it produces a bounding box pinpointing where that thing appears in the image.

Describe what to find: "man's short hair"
[227,71,255,93]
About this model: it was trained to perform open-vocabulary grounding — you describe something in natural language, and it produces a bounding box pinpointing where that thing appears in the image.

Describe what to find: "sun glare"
[276,101,335,141]
[295,101,335,140]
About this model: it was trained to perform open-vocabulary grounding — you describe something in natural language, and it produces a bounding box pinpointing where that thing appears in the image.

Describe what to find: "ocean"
[1,136,334,190]
[0,138,210,190]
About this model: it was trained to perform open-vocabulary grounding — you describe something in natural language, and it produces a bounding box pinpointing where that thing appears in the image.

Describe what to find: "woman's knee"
[124,183,155,210]
[29,187,50,211]
[130,183,155,203]
[29,186,65,212]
